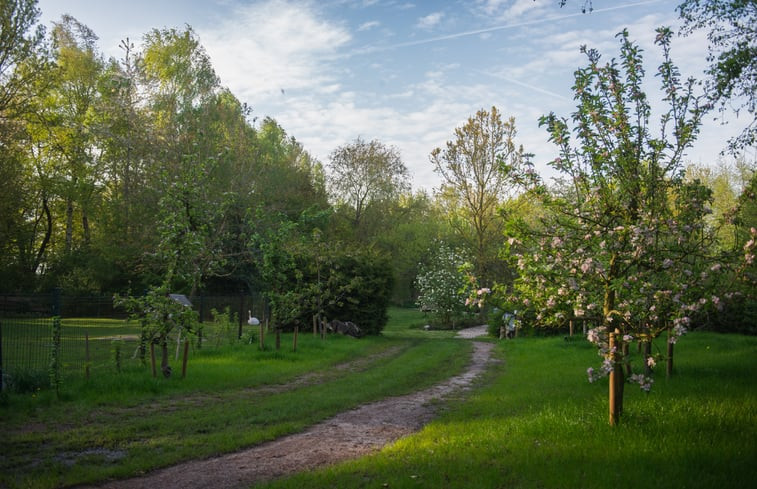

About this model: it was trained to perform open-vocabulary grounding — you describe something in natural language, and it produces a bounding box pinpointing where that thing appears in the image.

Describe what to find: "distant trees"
[431,106,527,285]
[327,137,410,237]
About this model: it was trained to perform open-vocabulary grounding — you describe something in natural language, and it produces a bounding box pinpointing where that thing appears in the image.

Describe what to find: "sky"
[36,0,752,191]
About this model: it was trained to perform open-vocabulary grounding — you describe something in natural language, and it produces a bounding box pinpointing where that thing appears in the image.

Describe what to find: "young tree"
[430,106,527,285]
[507,29,721,425]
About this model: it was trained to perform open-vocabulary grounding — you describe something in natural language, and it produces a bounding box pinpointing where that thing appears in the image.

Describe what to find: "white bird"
[248,310,260,326]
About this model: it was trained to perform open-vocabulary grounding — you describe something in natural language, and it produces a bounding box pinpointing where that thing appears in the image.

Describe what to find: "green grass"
[3,311,755,489]
[0,309,471,489]
[256,331,757,489]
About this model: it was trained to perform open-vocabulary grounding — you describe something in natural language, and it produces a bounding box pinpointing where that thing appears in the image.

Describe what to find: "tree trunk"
[82,209,90,247]
[65,197,74,254]
[643,340,652,376]
[667,330,675,378]
[31,197,53,274]
[608,331,624,426]
[161,340,171,378]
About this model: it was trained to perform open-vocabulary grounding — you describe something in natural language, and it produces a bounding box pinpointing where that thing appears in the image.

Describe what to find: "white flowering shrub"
[415,242,470,329]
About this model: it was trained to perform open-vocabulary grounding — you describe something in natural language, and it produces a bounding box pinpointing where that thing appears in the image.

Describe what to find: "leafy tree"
[678,0,757,150]
[507,29,721,425]
[0,0,48,118]
[373,190,449,305]
[0,0,52,290]
[430,106,527,285]
[327,137,410,237]
[686,157,754,251]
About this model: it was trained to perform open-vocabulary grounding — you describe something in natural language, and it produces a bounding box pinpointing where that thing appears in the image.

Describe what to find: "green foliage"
[208,307,240,347]
[114,286,199,377]
[430,106,528,285]
[327,137,409,234]
[678,0,757,150]
[254,212,393,335]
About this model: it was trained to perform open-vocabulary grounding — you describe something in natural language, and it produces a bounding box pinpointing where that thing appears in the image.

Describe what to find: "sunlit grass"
[0,313,471,489]
[258,332,757,489]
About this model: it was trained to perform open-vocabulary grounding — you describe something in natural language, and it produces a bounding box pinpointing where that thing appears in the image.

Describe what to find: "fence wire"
[0,293,266,392]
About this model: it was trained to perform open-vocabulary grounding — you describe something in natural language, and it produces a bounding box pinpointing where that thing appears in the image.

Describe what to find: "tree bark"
[608,332,624,425]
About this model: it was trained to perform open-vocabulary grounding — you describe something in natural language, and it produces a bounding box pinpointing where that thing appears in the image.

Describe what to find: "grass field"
[0,308,470,488]
[1,308,756,489]
[256,330,757,489]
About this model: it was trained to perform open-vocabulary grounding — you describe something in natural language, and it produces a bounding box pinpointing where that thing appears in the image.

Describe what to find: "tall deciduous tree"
[430,106,527,285]
[507,29,721,425]
[0,0,52,290]
[327,137,409,236]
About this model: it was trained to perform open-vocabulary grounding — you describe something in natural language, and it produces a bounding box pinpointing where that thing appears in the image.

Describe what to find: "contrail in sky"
[346,0,666,57]
[476,70,573,102]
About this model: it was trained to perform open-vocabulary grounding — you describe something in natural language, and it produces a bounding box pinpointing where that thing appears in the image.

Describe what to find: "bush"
[323,248,394,336]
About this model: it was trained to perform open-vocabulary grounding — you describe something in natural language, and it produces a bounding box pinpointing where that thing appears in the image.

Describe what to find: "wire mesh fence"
[0,292,266,392]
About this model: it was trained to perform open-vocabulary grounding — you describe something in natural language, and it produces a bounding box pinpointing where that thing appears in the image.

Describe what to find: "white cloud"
[417,12,444,30]
[358,20,380,31]
[200,0,351,101]
[475,0,550,20]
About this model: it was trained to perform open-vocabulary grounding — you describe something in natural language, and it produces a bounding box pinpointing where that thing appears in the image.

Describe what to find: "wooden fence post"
[85,332,90,380]
[150,342,157,378]
[181,340,189,379]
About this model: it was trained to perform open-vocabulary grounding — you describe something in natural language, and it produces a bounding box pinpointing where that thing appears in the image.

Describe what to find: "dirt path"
[85,332,494,489]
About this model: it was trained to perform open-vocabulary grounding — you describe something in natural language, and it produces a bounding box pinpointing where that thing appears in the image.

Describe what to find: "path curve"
[85,331,494,489]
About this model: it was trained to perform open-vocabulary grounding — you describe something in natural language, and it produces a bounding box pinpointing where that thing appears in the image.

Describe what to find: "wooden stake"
[150,342,157,378]
[293,325,299,352]
[181,340,189,379]
[85,332,90,380]
[609,332,621,426]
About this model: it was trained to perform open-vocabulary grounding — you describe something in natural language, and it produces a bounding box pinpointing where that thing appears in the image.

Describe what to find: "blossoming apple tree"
[505,28,743,425]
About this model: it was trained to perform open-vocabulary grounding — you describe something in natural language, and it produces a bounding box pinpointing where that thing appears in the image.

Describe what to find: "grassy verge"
[257,332,757,489]
[0,312,471,489]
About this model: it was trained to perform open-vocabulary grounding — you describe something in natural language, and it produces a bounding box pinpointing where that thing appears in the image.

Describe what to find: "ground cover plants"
[0,308,470,488]
[257,331,757,489]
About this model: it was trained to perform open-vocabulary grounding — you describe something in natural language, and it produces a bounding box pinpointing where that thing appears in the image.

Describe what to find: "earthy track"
[84,329,494,489]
